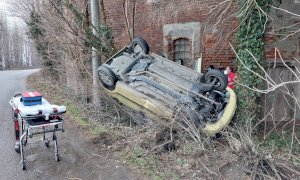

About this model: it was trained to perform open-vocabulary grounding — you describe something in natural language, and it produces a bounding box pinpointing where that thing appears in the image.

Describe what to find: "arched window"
[174,38,191,67]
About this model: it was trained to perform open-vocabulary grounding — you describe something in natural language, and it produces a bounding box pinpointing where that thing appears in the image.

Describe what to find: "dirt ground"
[24,113,143,180]
[27,72,300,180]
[26,72,247,179]
[26,72,145,180]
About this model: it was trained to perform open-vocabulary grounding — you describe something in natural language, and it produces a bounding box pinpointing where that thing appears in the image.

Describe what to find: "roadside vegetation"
[12,0,300,179]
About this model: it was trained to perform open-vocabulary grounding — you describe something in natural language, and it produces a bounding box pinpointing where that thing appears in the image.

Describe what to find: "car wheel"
[205,69,228,91]
[130,37,149,54]
[98,65,117,90]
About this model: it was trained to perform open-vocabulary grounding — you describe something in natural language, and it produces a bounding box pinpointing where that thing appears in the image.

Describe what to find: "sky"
[0,0,24,27]
[0,0,9,16]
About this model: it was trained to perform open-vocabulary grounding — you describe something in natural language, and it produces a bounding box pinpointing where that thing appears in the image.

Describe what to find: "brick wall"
[265,33,299,61]
[103,0,237,71]
[264,0,300,61]
[99,0,299,72]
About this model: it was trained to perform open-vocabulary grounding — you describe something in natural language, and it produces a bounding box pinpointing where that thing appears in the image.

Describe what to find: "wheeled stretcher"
[9,93,66,170]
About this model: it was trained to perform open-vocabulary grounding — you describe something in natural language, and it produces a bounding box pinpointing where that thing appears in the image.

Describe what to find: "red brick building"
[98,0,299,121]
[100,0,300,121]
[102,0,237,72]
[72,0,300,70]
[66,0,300,121]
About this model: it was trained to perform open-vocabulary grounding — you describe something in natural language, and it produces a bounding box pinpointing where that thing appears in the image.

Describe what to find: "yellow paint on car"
[105,82,236,136]
[203,87,237,136]
[107,82,173,119]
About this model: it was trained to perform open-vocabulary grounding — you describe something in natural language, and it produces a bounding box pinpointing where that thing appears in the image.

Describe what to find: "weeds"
[260,132,300,154]
[27,72,300,179]
[121,145,180,179]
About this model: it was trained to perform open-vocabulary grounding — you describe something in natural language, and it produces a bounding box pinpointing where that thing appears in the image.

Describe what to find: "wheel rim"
[133,44,144,54]
[99,71,113,86]
[207,76,221,88]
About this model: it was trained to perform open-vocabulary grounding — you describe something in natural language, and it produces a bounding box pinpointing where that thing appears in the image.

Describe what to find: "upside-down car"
[97,37,236,136]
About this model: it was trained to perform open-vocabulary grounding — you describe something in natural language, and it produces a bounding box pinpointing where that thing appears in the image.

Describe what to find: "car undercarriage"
[97,37,237,135]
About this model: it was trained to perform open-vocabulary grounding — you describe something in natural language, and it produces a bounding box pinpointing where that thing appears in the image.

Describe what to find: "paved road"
[0,69,139,180]
[0,69,40,179]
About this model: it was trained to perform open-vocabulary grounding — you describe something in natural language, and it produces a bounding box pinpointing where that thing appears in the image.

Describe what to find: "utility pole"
[91,0,101,106]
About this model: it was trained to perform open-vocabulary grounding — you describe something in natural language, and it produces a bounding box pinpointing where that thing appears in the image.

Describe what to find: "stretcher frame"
[9,94,65,170]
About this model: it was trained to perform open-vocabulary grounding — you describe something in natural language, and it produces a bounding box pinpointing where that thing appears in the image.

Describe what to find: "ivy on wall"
[235,0,277,127]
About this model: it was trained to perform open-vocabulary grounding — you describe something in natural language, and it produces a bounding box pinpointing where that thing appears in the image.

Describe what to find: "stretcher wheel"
[44,139,50,147]
[55,153,60,162]
[21,161,26,170]
[15,142,20,153]
[53,134,60,161]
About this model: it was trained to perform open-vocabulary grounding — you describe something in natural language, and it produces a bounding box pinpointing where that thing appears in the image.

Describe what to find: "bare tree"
[0,10,38,69]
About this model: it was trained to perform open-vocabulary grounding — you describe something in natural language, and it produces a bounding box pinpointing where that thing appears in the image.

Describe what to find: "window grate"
[174,38,191,66]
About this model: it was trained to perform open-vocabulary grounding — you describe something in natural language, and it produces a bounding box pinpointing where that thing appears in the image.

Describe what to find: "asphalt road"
[0,69,139,180]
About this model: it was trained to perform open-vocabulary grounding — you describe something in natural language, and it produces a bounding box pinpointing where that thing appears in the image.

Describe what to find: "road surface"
[0,69,139,180]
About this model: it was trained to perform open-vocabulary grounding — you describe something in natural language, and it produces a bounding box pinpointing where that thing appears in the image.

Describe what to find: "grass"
[64,100,110,137]
[121,145,180,179]
[260,131,300,154]
[27,73,108,138]
[27,72,300,179]
[65,101,88,126]
[91,127,108,136]
[25,73,197,179]
[259,131,300,169]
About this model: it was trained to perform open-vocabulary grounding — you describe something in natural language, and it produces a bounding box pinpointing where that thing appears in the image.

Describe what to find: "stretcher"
[9,93,66,170]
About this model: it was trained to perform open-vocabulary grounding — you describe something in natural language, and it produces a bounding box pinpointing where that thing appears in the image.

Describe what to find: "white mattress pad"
[10,96,66,117]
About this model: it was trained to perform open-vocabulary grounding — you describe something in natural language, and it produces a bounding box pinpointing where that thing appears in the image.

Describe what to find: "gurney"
[9,93,66,170]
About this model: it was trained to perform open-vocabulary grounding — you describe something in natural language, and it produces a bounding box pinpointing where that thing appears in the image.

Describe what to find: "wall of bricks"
[264,0,300,62]
[265,33,299,61]
[96,0,299,71]
[102,0,237,71]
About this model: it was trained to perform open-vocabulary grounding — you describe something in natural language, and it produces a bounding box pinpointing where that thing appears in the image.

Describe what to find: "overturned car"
[97,37,236,136]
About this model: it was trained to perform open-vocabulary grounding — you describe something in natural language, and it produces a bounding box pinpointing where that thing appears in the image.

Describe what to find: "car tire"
[130,37,149,54]
[98,65,117,90]
[205,69,228,91]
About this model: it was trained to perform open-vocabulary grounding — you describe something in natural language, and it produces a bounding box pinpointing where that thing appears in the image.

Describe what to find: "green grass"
[65,101,88,124]
[176,158,188,167]
[121,145,180,179]
[28,74,181,178]
[127,145,147,167]
[91,127,108,136]
[260,132,300,154]
[63,100,112,140]
[28,75,110,138]
[261,132,300,167]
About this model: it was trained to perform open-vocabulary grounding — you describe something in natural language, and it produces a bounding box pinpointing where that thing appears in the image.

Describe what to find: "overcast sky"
[0,0,24,26]
[0,0,9,15]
